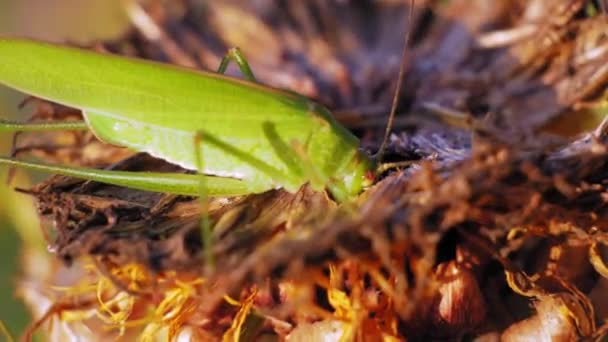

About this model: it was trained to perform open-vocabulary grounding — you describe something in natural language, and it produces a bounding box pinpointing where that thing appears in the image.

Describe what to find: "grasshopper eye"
[363,170,375,188]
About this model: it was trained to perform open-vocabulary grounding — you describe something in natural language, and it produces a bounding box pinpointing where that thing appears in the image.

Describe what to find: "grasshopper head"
[327,150,375,202]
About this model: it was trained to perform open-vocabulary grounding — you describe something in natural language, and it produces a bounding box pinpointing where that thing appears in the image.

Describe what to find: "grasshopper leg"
[201,130,295,188]
[0,119,88,132]
[261,122,305,183]
[190,127,301,272]
[0,156,261,196]
[263,122,335,192]
[193,131,214,273]
[217,47,257,83]
[1,119,89,184]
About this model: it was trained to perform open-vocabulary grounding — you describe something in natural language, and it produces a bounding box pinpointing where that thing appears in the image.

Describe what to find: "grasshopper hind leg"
[1,119,89,185]
[0,119,88,133]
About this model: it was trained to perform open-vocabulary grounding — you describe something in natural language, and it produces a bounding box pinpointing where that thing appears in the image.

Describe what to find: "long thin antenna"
[375,0,415,164]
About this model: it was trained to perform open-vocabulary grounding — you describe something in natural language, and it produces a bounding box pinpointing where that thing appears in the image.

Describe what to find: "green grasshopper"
[0,37,406,203]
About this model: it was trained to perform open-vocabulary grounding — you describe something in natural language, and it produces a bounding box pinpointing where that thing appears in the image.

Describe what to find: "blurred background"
[0,0,130,337]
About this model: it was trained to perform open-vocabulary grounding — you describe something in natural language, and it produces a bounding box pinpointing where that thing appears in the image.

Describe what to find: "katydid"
[0,38,380,202]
